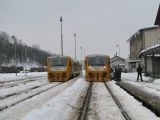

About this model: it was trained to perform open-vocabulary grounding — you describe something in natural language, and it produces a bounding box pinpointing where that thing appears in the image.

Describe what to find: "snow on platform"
[22,78,89,120]
[106,81,160,120]
[0,72,47,82]
[122,72,152,82]
[122,72,160,91]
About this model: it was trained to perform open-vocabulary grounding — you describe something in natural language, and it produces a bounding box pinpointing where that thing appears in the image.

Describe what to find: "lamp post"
[116,44,120,56]
[13,36,17,76]
[60,16,63,56]
[74,33,76,60]
[25,44,27,76]
[80,46,83,72]
[80,46,83,62]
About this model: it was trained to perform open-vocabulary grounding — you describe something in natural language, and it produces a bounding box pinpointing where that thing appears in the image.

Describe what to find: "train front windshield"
[88,56,106,66]
[49,57,67,67]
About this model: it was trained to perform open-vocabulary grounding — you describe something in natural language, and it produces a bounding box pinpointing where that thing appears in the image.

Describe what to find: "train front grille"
[88,71,107,81]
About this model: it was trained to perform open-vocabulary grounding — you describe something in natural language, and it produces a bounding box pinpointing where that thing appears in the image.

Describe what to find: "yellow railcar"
[47,56,81,82]
[85,54,110,81]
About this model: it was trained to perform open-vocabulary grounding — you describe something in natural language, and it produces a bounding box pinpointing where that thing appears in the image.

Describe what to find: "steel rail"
[104,82,132,120]
[78,82,93,120]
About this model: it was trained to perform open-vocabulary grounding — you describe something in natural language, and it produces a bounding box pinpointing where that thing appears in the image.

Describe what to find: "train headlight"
[104,66,106,70]
[89,66,92,70]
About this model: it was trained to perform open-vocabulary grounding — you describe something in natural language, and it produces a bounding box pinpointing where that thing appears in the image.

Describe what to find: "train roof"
[85,54,110,58]
[48,55,81,63]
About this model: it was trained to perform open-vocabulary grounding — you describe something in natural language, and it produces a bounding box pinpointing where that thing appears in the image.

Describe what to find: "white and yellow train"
[85,54,110,81]
[47,56,82,82]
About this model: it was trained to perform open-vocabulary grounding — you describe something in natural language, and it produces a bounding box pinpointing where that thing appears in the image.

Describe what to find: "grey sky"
[0,0,159,60]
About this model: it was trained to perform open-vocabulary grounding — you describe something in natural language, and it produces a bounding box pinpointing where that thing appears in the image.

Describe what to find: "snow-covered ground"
[0,78,77,120]
[122,72,160,91]
[88,83,125,120]
[122,72,160,83]
[22,78,89,120]
[21,79,160,120]
[107,81,160,120]
[0,72,47,82]
[0,78,48,99]
[0,70,160,120]
[122,72,152,82]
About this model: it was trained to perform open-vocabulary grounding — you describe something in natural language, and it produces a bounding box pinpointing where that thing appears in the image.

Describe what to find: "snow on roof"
[140,43,160,55]
[110,56,125,62]
[127,27,158,42]
[128,59,140,63]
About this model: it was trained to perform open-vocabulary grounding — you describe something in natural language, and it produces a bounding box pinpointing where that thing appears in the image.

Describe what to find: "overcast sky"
[0,0,159,60]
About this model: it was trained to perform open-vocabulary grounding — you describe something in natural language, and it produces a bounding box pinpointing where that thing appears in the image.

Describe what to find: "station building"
[127,5,160,77]
[110,55,125,70]
[128,27,160,77]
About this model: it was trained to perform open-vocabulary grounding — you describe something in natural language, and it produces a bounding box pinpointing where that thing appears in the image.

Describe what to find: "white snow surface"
[121,72,152,81]
[106,81,160,120]
[0,72,47,82]
[22,78,89,120]
[154,79,160,84]
[0,79,76,120]
[122,73,160,91]
[0,78,47,99]
[88,83,125,120]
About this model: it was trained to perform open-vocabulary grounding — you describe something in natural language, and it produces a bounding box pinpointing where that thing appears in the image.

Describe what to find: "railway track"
[0,82,61,111]
[0,76,81,112]
[0,81,49,99]
[79,81,132,120]
[104,82,132,120]
[0,76,46,88]
[0,75,45,83]
[78,82,93,120]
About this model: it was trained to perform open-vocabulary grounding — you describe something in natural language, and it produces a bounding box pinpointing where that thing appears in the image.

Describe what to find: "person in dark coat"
[113,66,118,81]
[117,65,122,81]
[137,64,143,81]
[110,67,114,80]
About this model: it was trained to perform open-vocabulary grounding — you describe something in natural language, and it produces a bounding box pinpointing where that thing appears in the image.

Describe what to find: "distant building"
[128,26,160,77]
[110,56,125,70]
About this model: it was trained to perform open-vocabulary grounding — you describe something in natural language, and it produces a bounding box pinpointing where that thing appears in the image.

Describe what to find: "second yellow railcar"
[47,56,81,82]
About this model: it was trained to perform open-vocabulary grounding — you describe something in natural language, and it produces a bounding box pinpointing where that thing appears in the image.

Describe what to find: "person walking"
[110,67,114,80]
[117,65,122,81]
[113,66,118,81]
[137,64,143,81]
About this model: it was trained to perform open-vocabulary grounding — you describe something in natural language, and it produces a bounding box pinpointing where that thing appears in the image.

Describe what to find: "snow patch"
[22,78,89,120]
[106,81,160,120]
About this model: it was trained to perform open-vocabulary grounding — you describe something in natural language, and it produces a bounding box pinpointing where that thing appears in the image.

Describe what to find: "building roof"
[155,4,160,25]
[127,26,158,42]
[110,56,125,63]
